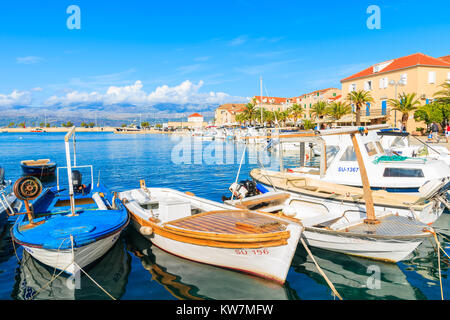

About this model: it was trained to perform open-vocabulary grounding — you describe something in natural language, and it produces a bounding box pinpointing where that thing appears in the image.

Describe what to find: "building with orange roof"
[214,103,246,125]
[341,52,450,130]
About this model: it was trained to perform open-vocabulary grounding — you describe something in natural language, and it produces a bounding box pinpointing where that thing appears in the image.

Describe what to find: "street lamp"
[389,79,405,126]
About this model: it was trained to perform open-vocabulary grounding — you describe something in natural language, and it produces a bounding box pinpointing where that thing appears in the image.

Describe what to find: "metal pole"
[260,76,263,126]
[65,126,76,216]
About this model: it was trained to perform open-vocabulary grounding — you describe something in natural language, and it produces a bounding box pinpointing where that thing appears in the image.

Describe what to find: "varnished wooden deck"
[165,210,288,235]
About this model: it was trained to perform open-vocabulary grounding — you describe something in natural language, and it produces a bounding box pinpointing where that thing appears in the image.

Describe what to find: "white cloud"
[228,35,248,46]
[45,80,245,107]
[16,56,43,64]
[0,89,32,107]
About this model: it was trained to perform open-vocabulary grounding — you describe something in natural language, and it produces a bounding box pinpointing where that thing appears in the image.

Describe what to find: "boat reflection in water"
[12,238,131,300]
[126,229,299,300]
[291,246,427,300]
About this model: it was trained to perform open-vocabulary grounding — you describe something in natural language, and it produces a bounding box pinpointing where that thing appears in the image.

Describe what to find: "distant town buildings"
[168,113,207,128]
[214,52,450,130]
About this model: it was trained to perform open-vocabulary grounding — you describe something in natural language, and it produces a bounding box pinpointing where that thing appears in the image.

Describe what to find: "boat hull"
[21,231,122,275]
[21,164,56,176]
[130,218,300,284]
[303,228,425,262]
[255,181,444,225]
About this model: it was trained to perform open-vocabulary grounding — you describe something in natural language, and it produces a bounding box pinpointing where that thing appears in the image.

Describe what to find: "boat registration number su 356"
[234,249,270,255]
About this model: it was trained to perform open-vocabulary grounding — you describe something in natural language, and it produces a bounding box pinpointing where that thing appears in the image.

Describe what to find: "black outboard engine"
[71,170,83,193]
[239,180,259,198]
[223,179,260,202]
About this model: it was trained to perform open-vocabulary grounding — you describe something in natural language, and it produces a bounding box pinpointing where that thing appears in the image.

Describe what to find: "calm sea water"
[0,132,448,300]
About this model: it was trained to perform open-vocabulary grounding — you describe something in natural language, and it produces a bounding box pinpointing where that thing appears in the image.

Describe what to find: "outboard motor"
[223,179,260,201]
[71,170,83,193]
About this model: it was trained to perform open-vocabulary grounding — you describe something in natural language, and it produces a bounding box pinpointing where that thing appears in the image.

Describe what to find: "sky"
[0,0,449,114]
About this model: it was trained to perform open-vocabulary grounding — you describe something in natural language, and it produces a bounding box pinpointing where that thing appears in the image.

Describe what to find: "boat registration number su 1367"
[338,167,359,173]
[234,249,270,255]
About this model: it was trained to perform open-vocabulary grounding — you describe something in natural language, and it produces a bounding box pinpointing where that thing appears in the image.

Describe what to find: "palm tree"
[302,119,316,130]
[388,92,421,129]
[326,102,352,121]
[310,101,328,121]
[235,113,246,125]
[288,104,304,124]
[346,90,374,126]
[434,82,450,105]
[242,102,257,125]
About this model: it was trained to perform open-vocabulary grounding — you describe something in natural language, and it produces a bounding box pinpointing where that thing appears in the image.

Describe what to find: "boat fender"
[282,206,297,217]
[140,226,153,236]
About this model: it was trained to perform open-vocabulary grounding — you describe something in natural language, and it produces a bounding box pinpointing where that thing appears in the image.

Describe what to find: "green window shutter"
[333,93,336,97]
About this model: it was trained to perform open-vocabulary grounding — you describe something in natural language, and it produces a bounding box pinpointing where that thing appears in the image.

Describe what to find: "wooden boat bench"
[233,193,290,210]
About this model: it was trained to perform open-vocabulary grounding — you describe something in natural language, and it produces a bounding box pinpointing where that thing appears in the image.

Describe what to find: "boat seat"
[21,159,51,166]
[233,193,290,210]
[92,192,108,210]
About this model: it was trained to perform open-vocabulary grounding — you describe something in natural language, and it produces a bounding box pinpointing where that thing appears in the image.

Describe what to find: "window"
[340,146,357,161]
[383,168,424,178]
[428,71,436,84]
[364,142,378,156]
[379,77,387,88]
[364,81,372,91]
[400,73,407,85]
[349,84,356,92]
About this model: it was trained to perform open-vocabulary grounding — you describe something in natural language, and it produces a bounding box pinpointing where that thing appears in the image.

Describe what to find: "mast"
[65,126,77,216]
[260,76,263,125]
[350,131,379,224]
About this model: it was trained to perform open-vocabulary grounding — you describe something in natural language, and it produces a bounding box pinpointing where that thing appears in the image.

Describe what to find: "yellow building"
[214,103,246,126]
[292,88,342,120]
[341,53,450,130]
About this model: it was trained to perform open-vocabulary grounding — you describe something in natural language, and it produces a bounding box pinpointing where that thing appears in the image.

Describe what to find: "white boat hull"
[22,232,122,275]
[303,229,424,262]
[132,219,301,284]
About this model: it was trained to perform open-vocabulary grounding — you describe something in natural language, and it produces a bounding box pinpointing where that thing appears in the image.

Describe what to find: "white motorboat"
[273,125,450,194]
[119,181,303,284]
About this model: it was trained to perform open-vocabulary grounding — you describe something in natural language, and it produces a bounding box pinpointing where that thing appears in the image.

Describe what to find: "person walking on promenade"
[430,122,440,143]
[446,123,450,143]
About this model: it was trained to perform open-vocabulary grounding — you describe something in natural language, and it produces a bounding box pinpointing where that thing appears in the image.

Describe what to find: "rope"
[425,229,445,300]
[75,262,116,300]
[299,235,343,300]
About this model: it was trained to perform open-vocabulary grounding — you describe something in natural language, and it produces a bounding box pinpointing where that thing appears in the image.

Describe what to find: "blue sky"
[0,0,449,111]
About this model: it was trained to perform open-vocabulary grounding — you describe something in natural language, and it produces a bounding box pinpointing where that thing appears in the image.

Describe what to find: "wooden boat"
[10,127,129,275]
[20,159,56,177]
[119,183,302,284]
[227,127,437,262]
[226,189,434,262]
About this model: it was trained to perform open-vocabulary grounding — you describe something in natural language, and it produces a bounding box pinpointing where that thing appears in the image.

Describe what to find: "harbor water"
[0,132,448,300]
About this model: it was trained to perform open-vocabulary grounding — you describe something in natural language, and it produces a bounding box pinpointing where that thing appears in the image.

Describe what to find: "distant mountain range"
[0,102,221,126]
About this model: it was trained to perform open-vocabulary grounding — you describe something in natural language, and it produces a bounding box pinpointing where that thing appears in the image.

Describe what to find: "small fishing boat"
[20,159,57,177]
[10,127,129,275]
[226,127,438,262]
[119,182,302,284]
[226,189,434,262]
